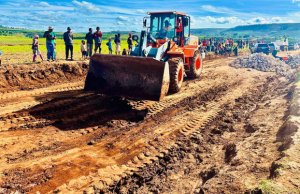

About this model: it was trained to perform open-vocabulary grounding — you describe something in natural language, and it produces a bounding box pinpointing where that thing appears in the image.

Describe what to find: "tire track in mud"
[0,76,232,193]
[0,58,223,192]
[103,74,294,194]
[35,72,267,193]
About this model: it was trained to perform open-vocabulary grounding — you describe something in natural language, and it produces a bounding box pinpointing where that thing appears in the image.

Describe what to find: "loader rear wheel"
[168,57,184,93]
[186,50,203,78]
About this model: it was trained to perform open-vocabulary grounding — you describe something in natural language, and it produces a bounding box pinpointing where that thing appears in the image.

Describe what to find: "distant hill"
[190,28,228,36]
[191,23,300,38]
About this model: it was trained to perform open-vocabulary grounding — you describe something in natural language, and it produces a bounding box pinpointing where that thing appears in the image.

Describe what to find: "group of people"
[31,26,134,62]
[198,38,252,56]
[31,26,263,62]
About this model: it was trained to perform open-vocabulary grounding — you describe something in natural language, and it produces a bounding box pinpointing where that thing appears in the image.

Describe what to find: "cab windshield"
[150,13,175,39]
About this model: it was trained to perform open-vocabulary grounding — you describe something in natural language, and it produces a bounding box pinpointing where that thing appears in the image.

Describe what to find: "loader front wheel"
[186,50,203,78]
[168,57,184,93]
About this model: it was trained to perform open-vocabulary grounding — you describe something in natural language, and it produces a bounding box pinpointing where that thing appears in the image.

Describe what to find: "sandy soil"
[0,51,299,194]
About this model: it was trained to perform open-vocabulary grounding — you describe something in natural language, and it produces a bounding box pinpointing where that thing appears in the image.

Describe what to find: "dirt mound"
[276,118,298,151]
[290,53,300,64]
[229,53,296,79]
[0,61,88,92]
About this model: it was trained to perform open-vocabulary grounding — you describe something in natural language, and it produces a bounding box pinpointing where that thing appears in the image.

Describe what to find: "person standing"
[85,28,93,58]
[202,38,207,52]
[106,38,113,54]
[81,40,87,60]
[43,26,56,61]
[114,34,121,55]
[94,27,102,54]
[127,33,133,55]
[225,39,229,47]
[176,17,183,46]
[207,39,211,52]
[63,27,74,60]
[211,38,215,52]
[32,35,44,62]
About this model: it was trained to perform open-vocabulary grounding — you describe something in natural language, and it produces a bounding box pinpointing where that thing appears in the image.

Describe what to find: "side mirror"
[183,17,189,27]
[143,18,147,28]
[132,35,139,42]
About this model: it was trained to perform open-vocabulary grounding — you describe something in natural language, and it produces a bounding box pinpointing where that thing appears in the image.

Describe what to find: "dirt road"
[0,52,299,193]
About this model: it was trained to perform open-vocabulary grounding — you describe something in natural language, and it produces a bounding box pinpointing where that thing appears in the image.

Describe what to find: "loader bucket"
[84,54,170,101]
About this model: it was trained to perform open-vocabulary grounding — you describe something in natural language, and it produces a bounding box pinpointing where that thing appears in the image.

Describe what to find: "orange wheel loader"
[84,11,204,101]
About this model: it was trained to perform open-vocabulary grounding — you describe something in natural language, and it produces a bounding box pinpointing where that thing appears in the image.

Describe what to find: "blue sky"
[0,0,300,32]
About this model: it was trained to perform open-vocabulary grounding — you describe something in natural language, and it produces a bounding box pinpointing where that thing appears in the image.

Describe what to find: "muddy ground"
[0,51,300,194]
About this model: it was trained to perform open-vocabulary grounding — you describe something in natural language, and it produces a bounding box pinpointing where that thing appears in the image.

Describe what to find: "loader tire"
[186,50,203,78]
[168,57,184,93]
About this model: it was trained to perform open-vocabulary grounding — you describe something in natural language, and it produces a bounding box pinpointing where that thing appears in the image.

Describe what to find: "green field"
[0,35,130,64]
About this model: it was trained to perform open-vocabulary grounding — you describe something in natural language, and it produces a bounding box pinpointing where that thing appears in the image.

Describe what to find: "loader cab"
[148,11,190,46]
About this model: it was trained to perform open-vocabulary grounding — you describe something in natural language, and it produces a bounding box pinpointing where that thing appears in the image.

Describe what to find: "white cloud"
[39,2,50,7]
[195,16,289,26]
[288,11,300,17]
[137,9,144,13]
[85,19,95,23]
[271,17,282,23]
[117,21,125,25]
[190,16,196,24]
[198,16,244,24]
[286,19,295,23]
[292,0,300,3]
[72,0,101,14]
[246,17,267,24]
[117,16,130,21]
[201,5,233,14]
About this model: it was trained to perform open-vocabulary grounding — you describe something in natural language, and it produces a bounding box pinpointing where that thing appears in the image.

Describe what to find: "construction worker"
[176,17,183,46]
[163,20,172,32]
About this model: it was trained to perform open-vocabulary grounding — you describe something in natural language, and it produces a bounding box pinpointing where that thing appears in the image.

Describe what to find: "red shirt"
[202,40,207,46]
[94,31,102,38]
[176,19,182,32]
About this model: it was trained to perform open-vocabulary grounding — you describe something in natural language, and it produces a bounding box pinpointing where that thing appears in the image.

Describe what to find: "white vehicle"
[269,42,280,52]
[274,39,288,51]
[294,43,299,50]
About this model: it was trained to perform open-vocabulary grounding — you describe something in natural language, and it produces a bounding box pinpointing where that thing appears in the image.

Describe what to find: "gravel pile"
[290,53,300,66]
[229,53,296,79]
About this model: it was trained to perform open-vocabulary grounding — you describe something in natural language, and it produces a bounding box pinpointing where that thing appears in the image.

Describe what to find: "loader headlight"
[132,35,139,42]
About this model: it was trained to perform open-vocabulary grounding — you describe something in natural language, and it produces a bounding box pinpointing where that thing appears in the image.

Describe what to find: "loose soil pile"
[229,53,296,79]
[0,61,88,93]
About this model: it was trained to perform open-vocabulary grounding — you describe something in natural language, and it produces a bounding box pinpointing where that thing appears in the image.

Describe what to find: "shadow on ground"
[16,90,148,131]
